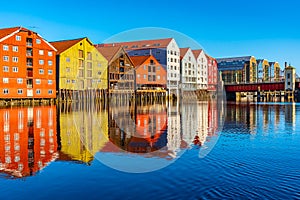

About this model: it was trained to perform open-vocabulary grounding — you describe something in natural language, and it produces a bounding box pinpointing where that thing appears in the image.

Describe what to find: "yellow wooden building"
[50,38,108,100]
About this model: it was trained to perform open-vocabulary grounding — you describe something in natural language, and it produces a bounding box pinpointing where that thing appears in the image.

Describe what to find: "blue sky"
[1,0,300,72]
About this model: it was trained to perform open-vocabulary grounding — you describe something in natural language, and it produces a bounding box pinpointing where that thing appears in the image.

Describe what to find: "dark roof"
[50,38,86,54]
[97,38,173,50]
[216,56,252,71]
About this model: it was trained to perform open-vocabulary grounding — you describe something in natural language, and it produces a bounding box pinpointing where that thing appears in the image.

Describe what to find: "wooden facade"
[0,27,57,99]
[95,46,135,94]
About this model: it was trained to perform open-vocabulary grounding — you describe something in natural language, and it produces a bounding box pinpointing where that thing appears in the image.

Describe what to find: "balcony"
[26,38,33,47]
[27,58,33,67]
[27,70,33,78]
[26,48,33,56]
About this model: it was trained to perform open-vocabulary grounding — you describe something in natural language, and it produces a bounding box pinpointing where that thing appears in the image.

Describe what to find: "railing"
[26,42,33,47]
[27,62,33,66]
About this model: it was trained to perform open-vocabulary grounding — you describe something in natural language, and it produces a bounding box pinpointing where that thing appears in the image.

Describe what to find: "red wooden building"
[0,27,56,99]
[206,54,218,92]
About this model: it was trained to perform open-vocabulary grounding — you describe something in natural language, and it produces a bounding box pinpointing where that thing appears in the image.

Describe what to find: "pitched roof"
[205,53,216,61]
[98,38,173,50]
[192,49,203,58]
[50,38,85,54]
[0,26,22,39]
[130,55,151,67]
[180,48,189,59]
[95,46,123,63]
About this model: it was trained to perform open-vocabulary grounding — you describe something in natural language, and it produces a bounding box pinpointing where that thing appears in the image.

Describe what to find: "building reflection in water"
[57,102,108,165]
[0,99,221,177]
[0,106,57,178]
[225,103,297,135]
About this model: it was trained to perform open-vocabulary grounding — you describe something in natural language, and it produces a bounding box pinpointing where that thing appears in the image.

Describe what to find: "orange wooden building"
[0,106,57,178]
[0,27,57,99]
[130,55,167,91]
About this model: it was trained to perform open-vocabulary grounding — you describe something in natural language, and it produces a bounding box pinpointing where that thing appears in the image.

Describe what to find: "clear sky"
[1,0,300,73]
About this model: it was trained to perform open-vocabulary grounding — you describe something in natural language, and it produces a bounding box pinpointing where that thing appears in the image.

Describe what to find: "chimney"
[285,62,287,68]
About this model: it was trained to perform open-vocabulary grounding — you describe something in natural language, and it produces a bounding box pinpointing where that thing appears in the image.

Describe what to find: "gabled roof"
[95,46,123,63]
[205,53,216,61]
[98,38,173,50]
[192,49,203,58]
[130,55,151,67]
[180,48,189,59]
[50,38,86,54]
[0,26,22,39]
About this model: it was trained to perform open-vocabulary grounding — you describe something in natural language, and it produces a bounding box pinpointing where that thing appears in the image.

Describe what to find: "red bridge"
[225,81,300,92]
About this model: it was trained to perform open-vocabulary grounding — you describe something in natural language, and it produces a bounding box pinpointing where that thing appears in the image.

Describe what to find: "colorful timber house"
[50,37,108,101]
[206,54,218,93]
[192,49,208,91]
[95,46,135,95]
[98,38,181,97]
[180,48,197,94]
[0,27,57,102]
[130,55,167,99]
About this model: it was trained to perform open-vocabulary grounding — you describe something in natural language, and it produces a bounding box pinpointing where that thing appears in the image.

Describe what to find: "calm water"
[0,101,299,199]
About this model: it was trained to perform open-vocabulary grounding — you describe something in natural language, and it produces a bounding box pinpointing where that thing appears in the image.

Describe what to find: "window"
[36,79,41,84]
[48,70,53,75]
[144,65,147,70]
[157,66,160,70]
[148,66,151,72]
[13,67,18,72]
[288,82,291,86]
[3,89,9,94]
[137,74,140,78]
[3,56,9,61]
[3,45,8,51]
[48,80,52,85]
[13,46,18,52]
[79,50,83,58]
[144,74,146,79]
[17,78,23,84]
[39,69,44,74]
[66,67,70,72]
[98,71,101,75]
[17,89,23,94]
[48,51,53,56]
[287,73,290,79]
[3,78,9,83]
[66,79,71,84]
[39,50,44,55]
[36,39,41,44]
[16,35,21,41]
[87,52,92,60]
[157,75,160,80]
[66,57,70,62]
[13,57,18,62]
[3,66,9,72]
[48,90,53,94]
[36,89,41,94]
[39,59,44,65]
[48,60,53,66]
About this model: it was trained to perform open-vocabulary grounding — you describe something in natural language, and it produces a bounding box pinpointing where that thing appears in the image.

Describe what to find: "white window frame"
[12,57,18,63]
[16,35,21,41]
[3,89,9,94]
[17,78,23,84]
[3,78,9,83]
[36,89,41,94]
[17,89,23,94]
[3,45,9,51]
[39,50,44,55]
[39,69,44,74]
[36,39,41,44]
[48,80,53,85]
[13,46,18,52]
[39,59,44,65]
[48,60,53,66]
[48,51,53,56]
[3,56,9,62]
[36,79,41,84]
[13,67,18,72]
[3,66,9,72]
[48,90,53,94]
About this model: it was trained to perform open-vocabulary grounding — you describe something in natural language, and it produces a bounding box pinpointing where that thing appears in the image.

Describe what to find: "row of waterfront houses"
[0,26,218,100]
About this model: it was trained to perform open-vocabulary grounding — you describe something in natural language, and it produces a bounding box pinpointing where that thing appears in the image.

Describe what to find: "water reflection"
[0,106,58,178]
[0,100,221,177]
[225,103,297,135]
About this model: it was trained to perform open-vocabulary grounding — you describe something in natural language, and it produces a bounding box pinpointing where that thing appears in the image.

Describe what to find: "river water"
[0,101,299,199]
